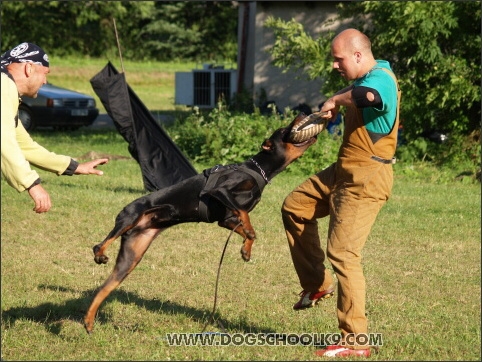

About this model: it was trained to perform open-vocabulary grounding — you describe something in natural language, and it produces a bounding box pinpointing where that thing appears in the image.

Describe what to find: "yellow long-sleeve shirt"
[1,72,73,192]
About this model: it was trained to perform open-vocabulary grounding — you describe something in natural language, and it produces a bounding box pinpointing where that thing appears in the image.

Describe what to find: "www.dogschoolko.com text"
[164,332,383,347]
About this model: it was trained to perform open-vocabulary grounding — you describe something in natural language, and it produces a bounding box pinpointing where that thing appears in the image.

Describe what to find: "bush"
[167,105,480,184]
[167,103,341,175]
[395,129,481,182]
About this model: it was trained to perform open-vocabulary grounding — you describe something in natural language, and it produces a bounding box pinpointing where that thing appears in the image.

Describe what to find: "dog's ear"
[262,139,274,151]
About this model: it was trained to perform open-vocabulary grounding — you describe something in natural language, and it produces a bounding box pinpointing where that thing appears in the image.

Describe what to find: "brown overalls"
[282,69,400,347]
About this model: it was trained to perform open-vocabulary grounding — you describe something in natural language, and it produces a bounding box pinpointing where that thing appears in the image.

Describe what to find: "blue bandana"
[1,42,49,68]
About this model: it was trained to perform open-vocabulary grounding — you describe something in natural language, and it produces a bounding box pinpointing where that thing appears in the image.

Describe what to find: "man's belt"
[371,155,396,164]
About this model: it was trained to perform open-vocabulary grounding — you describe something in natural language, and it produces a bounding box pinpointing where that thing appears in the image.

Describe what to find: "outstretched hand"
[74,158,109,176]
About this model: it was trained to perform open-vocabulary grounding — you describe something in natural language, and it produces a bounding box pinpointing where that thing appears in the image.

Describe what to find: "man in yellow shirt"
[1,42,108,213]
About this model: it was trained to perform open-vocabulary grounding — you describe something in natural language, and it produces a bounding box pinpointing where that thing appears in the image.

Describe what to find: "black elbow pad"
[352,86,382,108]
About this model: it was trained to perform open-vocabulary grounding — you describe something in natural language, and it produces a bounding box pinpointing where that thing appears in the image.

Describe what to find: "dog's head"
[260,113,318,168]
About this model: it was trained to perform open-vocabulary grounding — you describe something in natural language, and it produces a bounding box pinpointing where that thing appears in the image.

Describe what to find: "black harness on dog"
[198,163,268,223]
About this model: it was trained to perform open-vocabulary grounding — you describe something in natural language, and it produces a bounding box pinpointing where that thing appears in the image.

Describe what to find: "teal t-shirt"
[353,60,398,134]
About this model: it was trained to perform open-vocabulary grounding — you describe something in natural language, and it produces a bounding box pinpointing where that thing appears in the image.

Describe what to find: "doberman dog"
[83,113,317,334]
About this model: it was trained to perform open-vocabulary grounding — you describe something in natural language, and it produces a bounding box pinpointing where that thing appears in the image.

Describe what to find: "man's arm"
[320,84,382,119]
[319,85,354,119]
[1,75,41,191]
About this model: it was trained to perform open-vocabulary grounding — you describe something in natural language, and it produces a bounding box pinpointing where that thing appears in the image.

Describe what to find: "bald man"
[281,29,401,358]
[1,43,108,213]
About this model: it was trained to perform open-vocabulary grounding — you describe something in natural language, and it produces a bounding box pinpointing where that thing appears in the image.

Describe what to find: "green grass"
[46,56,198,114]
[1,127,481,361]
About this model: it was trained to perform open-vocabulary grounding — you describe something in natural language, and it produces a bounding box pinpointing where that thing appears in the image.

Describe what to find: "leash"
[201,220,243,334]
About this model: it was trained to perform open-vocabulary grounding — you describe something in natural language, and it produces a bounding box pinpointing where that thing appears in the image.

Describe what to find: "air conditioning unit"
[175,65,237,108]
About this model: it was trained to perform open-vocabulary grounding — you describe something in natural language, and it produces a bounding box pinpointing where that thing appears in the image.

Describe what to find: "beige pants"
[282,161,392,343]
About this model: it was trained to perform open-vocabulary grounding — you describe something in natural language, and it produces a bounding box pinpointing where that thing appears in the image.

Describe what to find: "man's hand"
[320,98,340,122]
[28,184,51,213]
[74,158,109,176]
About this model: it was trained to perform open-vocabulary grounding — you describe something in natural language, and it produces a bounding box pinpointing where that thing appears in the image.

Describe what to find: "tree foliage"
[138,1,238,62]
[1,1,146,59]
[0,1,238,62]
[265,1,481,141]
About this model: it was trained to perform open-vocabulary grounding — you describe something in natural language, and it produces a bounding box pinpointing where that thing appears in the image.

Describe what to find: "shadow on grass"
[1,284,278,336]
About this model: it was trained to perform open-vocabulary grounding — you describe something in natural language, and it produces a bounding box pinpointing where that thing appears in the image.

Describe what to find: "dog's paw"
[241,238,254,262]
[94,254,109,264]
[240,246,251,262]
[83,317,94,335]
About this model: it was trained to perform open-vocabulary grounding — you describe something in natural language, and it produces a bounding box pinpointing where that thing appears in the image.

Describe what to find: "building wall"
[238,1,346,113]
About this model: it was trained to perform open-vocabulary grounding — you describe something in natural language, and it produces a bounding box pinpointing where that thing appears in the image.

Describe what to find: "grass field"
[1,58,481,360]
[1,126,480,361]
[46,56,199,113]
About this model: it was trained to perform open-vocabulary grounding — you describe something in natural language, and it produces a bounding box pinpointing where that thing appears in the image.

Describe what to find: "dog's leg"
[236,210,256,262]
[93,236,117,265]
[219,210,255,262]
[92,205,177,265]
[84,219,162,334]
[92,222,139,264]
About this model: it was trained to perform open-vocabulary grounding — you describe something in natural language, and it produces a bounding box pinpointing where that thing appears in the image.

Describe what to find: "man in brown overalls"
[281,28,401,358]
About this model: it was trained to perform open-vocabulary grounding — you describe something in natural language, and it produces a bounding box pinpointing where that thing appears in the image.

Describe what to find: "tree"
[1,1,155,59]
[138,1,238,62]
[265,1,481,142]
[0,1,238,62]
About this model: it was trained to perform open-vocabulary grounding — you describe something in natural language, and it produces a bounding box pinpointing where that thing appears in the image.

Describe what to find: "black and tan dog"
[83,113,317,334]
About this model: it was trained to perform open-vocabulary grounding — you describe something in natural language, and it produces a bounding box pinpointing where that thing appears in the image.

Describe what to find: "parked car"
[18,83,99,131]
